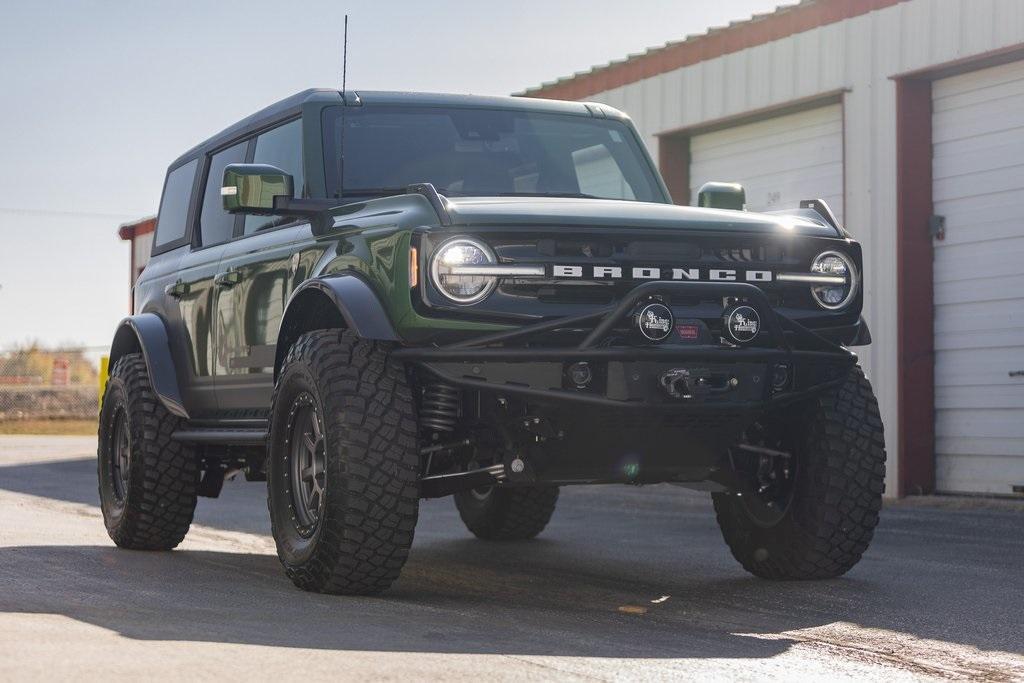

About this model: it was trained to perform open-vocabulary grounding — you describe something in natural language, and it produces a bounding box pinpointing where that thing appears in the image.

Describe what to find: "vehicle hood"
[442,196,839,237]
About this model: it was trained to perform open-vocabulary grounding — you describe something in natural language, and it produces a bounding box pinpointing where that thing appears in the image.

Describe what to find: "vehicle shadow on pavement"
[0,543,805,659]
[2,456,1023,661]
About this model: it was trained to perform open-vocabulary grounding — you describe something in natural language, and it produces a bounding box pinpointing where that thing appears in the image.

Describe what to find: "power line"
[0,206,141,221]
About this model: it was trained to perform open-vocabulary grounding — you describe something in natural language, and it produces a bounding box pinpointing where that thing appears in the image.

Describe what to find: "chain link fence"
[0,346,106,424]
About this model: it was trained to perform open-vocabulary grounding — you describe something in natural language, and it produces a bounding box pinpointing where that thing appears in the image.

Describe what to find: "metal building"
[117,216,155,313]
[521,0,1024,497]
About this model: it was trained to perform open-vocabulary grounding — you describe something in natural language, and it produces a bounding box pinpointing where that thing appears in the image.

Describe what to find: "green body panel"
[314,198,516,343]
[133,88,857,418]
[697,182,746,211]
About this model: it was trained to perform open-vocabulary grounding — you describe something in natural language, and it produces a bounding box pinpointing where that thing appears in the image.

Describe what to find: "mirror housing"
[221,164,294,214]
[697,182,745,211]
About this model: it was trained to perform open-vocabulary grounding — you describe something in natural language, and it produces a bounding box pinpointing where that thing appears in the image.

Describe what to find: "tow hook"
[660,368,738,399]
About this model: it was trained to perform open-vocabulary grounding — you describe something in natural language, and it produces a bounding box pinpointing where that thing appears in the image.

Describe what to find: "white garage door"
[932,60,1024,495]
[689,104,844,221]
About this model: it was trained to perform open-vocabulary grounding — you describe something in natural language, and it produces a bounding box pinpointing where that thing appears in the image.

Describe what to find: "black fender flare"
[108,314,188,418]
[275,274,400,379]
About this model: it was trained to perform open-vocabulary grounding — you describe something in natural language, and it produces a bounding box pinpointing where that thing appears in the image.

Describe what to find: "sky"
[0,0,787,349]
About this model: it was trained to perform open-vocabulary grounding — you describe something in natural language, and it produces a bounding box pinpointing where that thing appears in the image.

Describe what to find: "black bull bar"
[393,281,858,412]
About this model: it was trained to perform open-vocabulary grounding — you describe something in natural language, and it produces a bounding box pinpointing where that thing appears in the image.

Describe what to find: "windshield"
[323,105,665,203]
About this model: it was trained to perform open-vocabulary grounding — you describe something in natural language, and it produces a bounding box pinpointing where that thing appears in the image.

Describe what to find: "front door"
[214,221,315,413]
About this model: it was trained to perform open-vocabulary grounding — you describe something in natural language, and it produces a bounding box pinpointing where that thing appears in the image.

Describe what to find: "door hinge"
[214,270,242,288]
[164,280,190,299]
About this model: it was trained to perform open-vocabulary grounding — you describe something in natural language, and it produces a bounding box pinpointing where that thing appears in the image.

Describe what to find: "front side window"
[323,106,663,203]
[153,159,198,250]
[244,119,305,235]
[199,140,248,247]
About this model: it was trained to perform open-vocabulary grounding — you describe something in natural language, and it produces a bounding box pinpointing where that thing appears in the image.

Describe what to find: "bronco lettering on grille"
[551,265,773,282]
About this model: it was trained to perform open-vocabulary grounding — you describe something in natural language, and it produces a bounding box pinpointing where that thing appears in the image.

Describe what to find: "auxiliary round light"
[430,237,497,304]
[810,250,858,310]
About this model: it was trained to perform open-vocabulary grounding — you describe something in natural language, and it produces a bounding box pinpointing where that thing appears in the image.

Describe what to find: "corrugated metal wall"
[572,0,1024,495]
[688,104,845,219]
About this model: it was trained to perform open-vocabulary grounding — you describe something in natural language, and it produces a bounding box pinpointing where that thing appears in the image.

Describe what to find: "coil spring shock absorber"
[420,382,461,433]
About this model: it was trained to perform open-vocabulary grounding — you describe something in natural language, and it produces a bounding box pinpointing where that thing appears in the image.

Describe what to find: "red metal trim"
[658,135,690,206]
[655,89,848,139]
[894,78,934,496]
[117,217,156,241]
[524,0,906,100]
[118,217,155,314]
[891,43,1024,82]
[891,49,1024,496]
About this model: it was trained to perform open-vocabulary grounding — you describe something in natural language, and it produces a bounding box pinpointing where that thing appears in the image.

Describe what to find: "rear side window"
[244,119,305,235]
[153,159,199,250]
[199,141,248,247]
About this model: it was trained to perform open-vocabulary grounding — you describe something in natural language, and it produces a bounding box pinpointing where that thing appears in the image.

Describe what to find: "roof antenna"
[341,14,348,97]
[338,14,349,198]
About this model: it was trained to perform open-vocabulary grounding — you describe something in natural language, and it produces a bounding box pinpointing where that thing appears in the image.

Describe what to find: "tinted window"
[199,141,248,247]
[154,159,198,249]
[244,119,304,235]
[322,106,662,203]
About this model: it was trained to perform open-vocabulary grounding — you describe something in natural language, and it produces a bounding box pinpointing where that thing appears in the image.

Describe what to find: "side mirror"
[697,182,745,211]
[221,164,294,214]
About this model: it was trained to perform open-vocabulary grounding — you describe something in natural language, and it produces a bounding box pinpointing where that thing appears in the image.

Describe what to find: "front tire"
[454,486,559,541]
[97,354,198,550]
[713,365,886,579]
[267,329,419,595]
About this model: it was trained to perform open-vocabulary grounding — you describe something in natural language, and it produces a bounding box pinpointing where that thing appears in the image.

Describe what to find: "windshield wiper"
[339,188,602,200]
[341,187,420,197]
[486,191,602,199]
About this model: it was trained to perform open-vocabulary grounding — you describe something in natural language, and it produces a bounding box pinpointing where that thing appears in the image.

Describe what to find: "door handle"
[214,270,242,288]
[164,280,190,299]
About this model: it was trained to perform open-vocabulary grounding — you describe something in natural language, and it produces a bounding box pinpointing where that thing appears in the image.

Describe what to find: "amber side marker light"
[409,246,419,288]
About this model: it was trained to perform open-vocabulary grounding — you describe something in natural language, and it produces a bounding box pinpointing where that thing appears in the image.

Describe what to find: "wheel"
[454,485,559,541]
[97,354,198,550]
[267,329,419,595]
[712,365,886,579]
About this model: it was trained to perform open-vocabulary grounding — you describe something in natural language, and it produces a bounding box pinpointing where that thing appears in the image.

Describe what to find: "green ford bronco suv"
[99,89,885,594]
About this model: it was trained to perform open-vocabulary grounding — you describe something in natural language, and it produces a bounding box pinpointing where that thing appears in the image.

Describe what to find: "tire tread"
[98,354,197,550]
[269,329,419,595]
[713,366,886,579]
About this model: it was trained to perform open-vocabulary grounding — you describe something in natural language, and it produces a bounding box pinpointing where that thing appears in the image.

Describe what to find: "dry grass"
[0,419,98,436]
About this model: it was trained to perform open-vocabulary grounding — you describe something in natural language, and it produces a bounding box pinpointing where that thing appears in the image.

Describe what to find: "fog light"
[772,363,790,390]
[567,362,593,388]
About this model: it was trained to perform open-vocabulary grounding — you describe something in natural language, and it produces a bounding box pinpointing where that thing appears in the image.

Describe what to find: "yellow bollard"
[98,355,109,408]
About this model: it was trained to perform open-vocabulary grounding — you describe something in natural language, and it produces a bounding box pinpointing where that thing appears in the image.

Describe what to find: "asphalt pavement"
[1,435,1022,681]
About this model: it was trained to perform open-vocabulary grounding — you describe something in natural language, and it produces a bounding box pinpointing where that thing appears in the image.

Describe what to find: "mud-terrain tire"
[97,353,198,550]
[267,329,419,595]
[713,365,886,579]
[454,486,559,540]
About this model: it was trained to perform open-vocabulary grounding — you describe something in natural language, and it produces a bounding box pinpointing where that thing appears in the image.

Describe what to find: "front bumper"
[394,281,858,414]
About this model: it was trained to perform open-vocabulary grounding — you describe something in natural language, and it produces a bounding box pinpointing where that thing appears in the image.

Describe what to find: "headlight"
[430,237,498,304]
[810,250,858,310]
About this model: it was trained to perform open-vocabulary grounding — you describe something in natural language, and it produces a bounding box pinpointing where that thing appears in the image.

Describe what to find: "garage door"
[689,104,844,221]
[932,60,1024,495]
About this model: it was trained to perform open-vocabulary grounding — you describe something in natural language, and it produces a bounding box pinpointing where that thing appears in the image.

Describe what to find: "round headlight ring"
[429,237,498,305]
[810,250,858,311]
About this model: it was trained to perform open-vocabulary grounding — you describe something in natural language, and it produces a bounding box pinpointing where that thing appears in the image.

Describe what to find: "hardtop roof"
[169,89,622,170]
